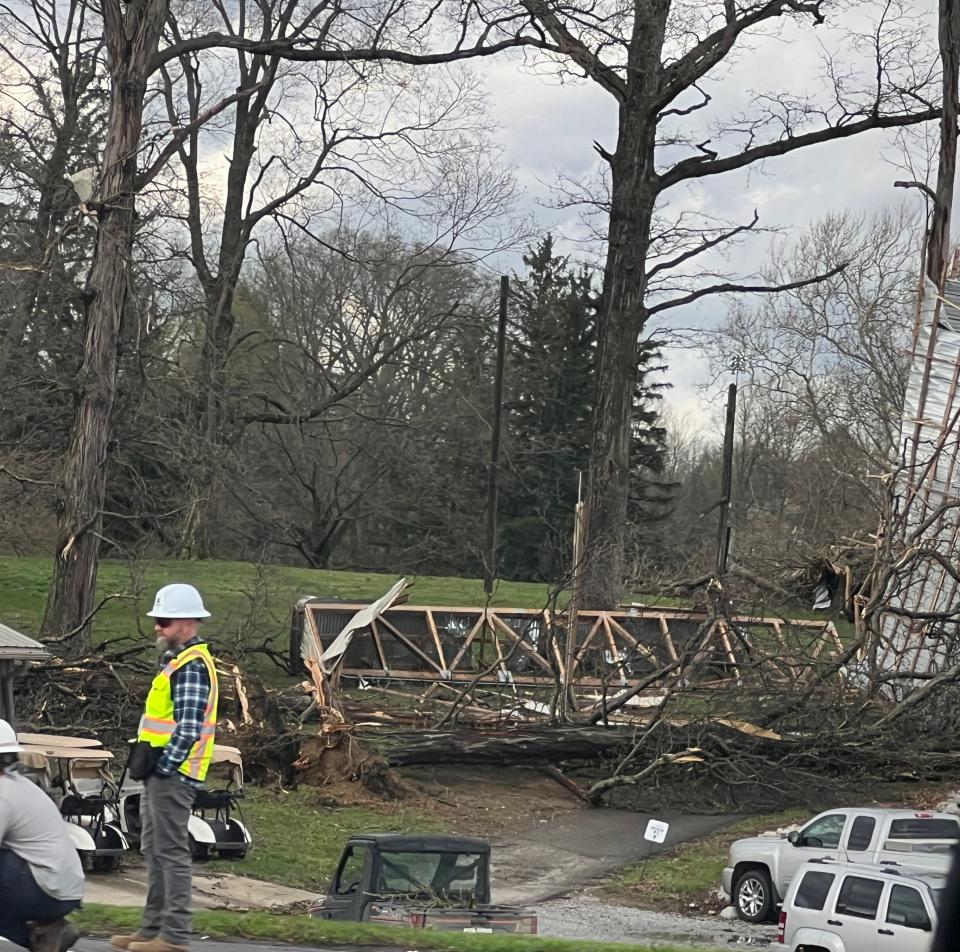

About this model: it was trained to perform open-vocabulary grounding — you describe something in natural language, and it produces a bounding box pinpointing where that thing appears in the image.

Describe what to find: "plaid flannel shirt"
[155,636,211,783]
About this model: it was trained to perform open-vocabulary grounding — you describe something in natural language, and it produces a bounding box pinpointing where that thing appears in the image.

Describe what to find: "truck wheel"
[734,868,775,923]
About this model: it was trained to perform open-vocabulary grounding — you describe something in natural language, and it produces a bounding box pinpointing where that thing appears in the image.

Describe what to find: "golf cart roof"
[19,743,114,762]
[17,733,102,748]
[211,744,243,766]
[348,833,491,853]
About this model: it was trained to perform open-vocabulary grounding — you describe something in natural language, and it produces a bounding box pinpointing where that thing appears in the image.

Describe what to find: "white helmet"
[0,719,23,755]
[146,583,211,619]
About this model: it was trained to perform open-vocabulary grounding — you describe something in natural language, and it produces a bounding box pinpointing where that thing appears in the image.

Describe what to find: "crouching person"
[0,719,83,952]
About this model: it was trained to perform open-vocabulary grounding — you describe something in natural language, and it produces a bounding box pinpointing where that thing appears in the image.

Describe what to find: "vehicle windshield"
[376,850,483,901]
[932,888,945,911]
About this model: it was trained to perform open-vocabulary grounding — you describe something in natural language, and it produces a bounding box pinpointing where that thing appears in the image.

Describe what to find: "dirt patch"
[241,759,585,827]
[399,765,584,836]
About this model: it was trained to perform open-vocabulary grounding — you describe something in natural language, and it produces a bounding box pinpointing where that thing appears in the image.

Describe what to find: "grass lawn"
[0,555,847,658]
[0,555,560,650]
[203,786,446,891]
[72,904,711,952]
[602,809,810,912]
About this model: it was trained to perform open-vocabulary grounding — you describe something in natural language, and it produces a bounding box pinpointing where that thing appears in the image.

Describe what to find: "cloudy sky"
[479,1,940,433]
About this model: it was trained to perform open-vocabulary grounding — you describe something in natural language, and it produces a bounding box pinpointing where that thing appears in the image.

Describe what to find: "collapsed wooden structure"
[292,594,844,701]
[881,271,960,682]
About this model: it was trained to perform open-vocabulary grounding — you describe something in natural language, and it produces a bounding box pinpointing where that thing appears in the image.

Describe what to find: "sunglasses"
[154,618,177,629]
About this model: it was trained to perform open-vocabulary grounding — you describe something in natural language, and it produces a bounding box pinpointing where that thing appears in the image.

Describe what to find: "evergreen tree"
[500,237,671,584]
[499,236,595,581]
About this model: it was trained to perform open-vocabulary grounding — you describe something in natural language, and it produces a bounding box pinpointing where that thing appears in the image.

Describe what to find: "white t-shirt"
[0,769,85,900]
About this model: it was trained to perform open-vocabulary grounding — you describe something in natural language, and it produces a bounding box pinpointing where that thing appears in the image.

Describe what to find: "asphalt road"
[490,808,740,905]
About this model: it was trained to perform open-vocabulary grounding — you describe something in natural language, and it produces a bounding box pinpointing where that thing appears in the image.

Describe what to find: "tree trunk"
[41,0,169,643]
[928,0,960,286]
[581,7,667,608]
[377,725,637,766]
[176,102,259,557]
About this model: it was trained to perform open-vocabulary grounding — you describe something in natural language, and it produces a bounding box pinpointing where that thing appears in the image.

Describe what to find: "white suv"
[778,859,946,952]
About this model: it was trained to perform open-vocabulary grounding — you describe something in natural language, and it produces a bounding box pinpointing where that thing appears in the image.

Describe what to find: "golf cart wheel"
[92,854,121,873]
[734,868,775,923]
[220,845,248,860]
[189,835,210,861]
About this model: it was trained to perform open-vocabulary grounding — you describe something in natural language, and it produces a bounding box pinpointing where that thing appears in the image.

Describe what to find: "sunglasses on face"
[154,618,177,629]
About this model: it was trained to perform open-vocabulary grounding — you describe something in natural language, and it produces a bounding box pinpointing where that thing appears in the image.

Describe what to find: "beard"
[156,635,172,653]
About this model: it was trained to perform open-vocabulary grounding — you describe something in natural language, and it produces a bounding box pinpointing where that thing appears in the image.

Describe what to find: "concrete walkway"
[83,868,317,911]
[77,940,392,952]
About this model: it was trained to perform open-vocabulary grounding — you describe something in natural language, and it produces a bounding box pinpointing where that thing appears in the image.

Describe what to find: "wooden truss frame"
[295,601,843,692]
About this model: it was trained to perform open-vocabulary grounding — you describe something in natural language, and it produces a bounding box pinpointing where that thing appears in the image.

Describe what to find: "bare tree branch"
[648,262,848,315]
[658,109,940,191]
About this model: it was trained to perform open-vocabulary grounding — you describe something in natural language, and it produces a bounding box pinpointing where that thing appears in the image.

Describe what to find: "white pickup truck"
[720,808,959,923]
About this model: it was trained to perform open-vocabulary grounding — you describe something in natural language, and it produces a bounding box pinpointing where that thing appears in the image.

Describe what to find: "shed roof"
[0,622,49,660]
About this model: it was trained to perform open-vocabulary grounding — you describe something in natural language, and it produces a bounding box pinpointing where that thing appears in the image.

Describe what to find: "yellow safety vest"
[137,642,219,782]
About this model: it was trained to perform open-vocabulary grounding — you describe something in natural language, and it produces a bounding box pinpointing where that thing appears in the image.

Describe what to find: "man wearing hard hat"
[0,719,83,952]
[111,584,218,952]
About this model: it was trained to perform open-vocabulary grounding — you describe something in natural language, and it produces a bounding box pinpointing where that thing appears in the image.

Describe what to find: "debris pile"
[13,576,959,810]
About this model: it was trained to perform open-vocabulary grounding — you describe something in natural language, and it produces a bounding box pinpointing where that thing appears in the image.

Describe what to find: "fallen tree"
[372,725,637,766]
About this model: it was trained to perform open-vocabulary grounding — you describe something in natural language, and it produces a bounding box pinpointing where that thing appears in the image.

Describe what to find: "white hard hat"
[146,583,211,619]
[0,720,23,755]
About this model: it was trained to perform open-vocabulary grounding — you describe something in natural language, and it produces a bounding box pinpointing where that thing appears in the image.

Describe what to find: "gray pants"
[140,773,195,945]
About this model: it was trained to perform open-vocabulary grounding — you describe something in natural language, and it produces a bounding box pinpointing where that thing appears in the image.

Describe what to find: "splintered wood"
[299,577,411,723]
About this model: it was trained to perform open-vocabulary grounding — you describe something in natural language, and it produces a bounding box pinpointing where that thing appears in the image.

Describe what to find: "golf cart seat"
[193,788,243,810]
[61,794,115,818]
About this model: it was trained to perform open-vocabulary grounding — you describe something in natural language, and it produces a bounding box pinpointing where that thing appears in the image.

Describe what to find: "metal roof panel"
[0,621,49,658]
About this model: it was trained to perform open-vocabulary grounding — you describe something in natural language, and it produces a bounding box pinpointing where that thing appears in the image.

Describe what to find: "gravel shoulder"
[538,896,777,949]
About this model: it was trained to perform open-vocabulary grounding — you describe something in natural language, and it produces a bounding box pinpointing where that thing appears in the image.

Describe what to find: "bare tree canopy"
[0,0,949,644]
[0,0,543,641]
[512,0,941,605]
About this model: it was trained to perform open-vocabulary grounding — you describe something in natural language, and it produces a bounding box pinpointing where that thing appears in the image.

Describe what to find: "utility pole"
[715,380,739,580]
[484,276,509,598]
[562,471,587,715]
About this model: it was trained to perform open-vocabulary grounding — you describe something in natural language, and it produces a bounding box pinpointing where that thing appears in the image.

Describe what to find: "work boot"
[29,919,78,952]
[129,939,189,952]
[110,933,151,951]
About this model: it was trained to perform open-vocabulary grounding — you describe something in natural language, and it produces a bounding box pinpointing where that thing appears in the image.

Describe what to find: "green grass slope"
[0,555,559,647]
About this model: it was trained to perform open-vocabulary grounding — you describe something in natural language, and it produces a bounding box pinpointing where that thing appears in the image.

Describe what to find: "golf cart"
[119,743,251,860]
[311,834,537,934]
[18,734,129,872]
